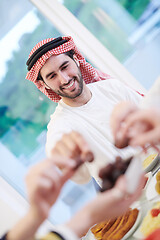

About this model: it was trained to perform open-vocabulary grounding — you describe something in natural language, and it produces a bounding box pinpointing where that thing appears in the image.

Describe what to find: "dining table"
[130,157,160,240]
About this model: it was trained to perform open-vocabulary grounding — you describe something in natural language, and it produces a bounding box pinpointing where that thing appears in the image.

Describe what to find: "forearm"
[65,193,111,238]
[65,205,93,238]
[7,208,45,240]
[64,187,130,238]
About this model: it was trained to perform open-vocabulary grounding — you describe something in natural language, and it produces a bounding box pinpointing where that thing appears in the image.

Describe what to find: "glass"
[0,0,97,225]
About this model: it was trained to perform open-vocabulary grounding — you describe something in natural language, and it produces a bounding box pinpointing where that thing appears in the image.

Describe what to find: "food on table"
[155,171,160,194]
[151,208,160,217]
[140,202,160,237]
[91,219,116,239]
[143,175,149,189]
[142,154,157,169]
[156,171,160,182]
[91,208,139,240]
[144,228,160,240]
[99,156,132,192]
[155,182,160,194]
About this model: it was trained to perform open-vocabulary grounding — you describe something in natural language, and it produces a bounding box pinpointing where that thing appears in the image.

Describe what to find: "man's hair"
[64,49,75,60]
[37,49,75,82]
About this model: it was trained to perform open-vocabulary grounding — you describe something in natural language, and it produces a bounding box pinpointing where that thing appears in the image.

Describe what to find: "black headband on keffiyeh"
[26,37,67,71]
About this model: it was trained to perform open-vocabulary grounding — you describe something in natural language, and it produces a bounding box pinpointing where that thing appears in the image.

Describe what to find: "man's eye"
[62,65,68,70]
[50,74,56,79]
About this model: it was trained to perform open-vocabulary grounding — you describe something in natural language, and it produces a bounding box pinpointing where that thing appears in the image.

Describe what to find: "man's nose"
[58,71,69,84]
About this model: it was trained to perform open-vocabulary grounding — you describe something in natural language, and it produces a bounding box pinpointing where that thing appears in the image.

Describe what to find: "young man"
[26,36,144,184]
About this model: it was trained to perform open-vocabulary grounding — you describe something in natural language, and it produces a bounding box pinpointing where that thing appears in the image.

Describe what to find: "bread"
[91,219,117,239]
[104,209,139,240]
[91,208,139,240]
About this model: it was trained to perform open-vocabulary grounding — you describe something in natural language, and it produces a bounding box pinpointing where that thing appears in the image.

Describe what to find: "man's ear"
[44,84,50,90]
[73,55,80,67]
[38,80,50,90]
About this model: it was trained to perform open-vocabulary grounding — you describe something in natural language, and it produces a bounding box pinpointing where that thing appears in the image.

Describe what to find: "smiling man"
[26,36,144,185]
[39,53,90,106]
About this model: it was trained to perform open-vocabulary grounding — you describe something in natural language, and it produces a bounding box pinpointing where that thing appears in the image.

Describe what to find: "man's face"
[40,54,83,99]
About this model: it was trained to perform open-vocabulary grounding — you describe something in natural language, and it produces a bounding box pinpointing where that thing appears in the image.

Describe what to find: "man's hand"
[7,155,82,240]
[90,174,145,221]
[26,156,80,221]
[65,174,145,238]
[51,131,94,166]
[120,108,160,149]
[110,101,138,148]
[111,101,160,151]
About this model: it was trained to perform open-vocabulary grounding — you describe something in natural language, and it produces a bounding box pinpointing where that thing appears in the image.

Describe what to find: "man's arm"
[65,175,145,238]
[6,154,84,240]
[110,78,160,149]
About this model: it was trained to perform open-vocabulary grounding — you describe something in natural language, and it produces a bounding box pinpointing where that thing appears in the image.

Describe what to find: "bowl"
[142,153,159,173]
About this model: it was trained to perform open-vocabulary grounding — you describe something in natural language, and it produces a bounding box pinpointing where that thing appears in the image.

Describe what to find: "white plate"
[82,229,95,240]
[142,153,159,173]
[133,225,145,239]
[146,170,160,200]
[121,208,142,240]
[83,209,142,240]
[144,172,152,191]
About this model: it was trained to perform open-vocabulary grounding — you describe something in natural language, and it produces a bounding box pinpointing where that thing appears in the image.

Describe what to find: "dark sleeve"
[0,233,8,240]
[0,231,65,240]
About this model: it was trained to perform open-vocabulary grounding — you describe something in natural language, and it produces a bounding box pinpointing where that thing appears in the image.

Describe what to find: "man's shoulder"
[47,105,64,125]
[88,78,124,94]
[50,101,68,118]
[47,103,73,131]
[88,78,121,88]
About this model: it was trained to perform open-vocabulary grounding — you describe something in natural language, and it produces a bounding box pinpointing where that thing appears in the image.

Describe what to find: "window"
[0,0,97,225]
[58,0,160,89]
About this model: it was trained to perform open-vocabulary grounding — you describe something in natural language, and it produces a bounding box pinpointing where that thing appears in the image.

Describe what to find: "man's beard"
[54,72,83,99]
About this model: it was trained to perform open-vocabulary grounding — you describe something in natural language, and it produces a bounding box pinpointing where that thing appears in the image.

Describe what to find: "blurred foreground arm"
[6,131,94,240]
[66,175,145,238]
[110,101,138,148]
[111,102,160,149]
[119,108,160,148]
[7,156,79,240]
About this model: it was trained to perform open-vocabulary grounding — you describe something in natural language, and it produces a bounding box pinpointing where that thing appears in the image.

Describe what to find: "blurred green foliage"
[63,0,150,61]
[117,0,150,19]
[0,10,58,157]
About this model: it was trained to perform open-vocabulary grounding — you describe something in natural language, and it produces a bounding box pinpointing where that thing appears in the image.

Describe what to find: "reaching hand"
[25,156,79,221]
[119,108,160,149]
[85,174,145,222]
[110,101,138,148]
[66,174,145,237]
[7,155,80,240]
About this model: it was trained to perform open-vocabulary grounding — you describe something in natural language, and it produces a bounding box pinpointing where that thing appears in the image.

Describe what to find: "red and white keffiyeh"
[26,36,111,102]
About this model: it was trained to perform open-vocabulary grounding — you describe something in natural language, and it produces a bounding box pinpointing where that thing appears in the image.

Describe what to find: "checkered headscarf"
[26,36,111,102]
